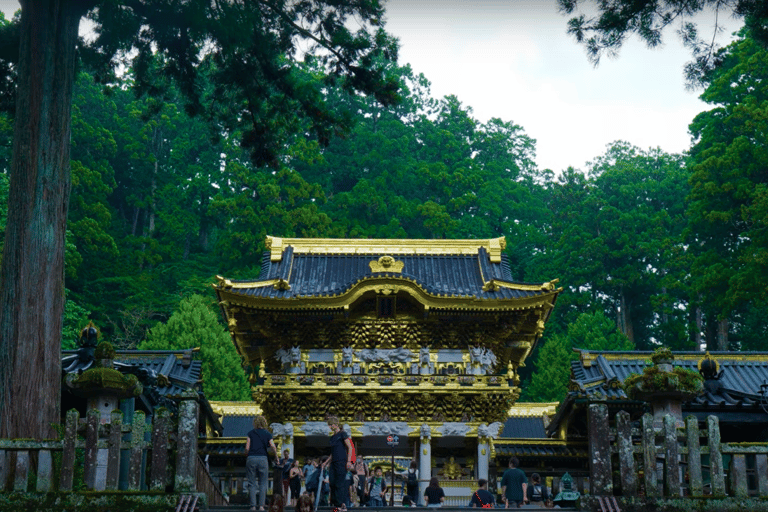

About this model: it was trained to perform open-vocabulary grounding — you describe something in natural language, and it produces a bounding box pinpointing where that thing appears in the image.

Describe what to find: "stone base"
[580,496,768,512]
[0,491,182,512]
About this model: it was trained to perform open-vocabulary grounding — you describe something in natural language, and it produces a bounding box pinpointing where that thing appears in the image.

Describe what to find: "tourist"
[245,415,280,512]
[297,494,315,512]
[367,466,388,507]
[268,493,285,512]
[305,458,320,503]
[289,459,302,506]
[355,459,369,506]
[526,473,550,507]
[280,449,294,497]
[469,479,495,508]
[319,456,331,507]
[424,477,445,508]
[405,460,419,505]
[500,457,527,508]
[323,416,354,510]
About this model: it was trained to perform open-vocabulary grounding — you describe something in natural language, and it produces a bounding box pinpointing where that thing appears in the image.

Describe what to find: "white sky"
[383,0,742,172]
[0,0,741,173]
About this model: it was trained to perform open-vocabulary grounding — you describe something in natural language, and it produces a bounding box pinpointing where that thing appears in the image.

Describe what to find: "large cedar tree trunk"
[0,0,87,439]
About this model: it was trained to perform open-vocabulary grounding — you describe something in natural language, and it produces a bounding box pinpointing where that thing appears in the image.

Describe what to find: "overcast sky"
[0,0,741,173]
[383,0,742,173]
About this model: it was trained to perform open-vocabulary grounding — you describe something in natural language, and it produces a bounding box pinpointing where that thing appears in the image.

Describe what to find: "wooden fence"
[588,403,768,498]
[0,395,225,507]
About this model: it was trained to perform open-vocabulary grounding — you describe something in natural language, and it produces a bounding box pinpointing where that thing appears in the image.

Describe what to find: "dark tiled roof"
[200,440,246,456]
[569,350,768,406]
[494,442,588,458]
[226,247,549,301]
[222,416,254,437]
[63,349,202,398]
[501,417,548,438]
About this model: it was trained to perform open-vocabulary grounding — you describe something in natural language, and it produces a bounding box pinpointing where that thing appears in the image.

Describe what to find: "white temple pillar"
[477,436,490,481]
[283,423,294,458]
[419,425,432,503]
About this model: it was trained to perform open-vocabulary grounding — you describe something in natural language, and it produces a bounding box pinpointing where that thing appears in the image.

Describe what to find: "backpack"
[474,491,494,509]
[407,469,417,486]
[348,440,356,465]
[532,484,542,501]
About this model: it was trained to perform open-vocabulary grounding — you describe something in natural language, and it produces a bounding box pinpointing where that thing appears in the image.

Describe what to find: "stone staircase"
[205,507,579,512]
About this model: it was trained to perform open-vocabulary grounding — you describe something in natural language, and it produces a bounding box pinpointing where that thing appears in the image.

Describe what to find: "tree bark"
[0,0,87,439]
[717,317,729,351]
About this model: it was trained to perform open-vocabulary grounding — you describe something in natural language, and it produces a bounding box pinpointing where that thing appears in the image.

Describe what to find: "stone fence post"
[588,403,612,495]
[175,390,200,492]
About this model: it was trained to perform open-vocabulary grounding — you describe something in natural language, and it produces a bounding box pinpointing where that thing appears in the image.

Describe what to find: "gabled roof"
[63,349,202,398]
[214,236,560,310]
[546,349,768,436]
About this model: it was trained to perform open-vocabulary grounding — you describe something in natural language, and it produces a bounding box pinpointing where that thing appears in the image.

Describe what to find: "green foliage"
[536,143,690,349]
[139,294,249,401]
[523,334,572,403]
[686,31,768,324]
[567,310,635,352]
[522,311,633,402]
[558,0,768,87]
[62,295,91,351]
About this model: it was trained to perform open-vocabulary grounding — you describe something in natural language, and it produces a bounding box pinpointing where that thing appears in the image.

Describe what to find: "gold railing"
[263,373,509,389]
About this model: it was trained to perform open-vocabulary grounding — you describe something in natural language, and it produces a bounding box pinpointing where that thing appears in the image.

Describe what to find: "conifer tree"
[139,294,249,402]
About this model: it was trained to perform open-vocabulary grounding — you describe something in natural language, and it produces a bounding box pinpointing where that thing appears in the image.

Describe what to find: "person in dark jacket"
[469,479,495,508]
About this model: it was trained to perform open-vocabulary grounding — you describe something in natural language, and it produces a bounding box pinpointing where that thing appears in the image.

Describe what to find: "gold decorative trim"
[370,256,404,273]
[587,351,768,364]
[482,279,561,293]
[216,277,560,312]
[209,401,264,417]
[265,236,507,263]
[507,402,560,417]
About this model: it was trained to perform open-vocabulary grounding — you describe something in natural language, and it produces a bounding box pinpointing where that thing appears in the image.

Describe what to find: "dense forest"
[1,15,766,404]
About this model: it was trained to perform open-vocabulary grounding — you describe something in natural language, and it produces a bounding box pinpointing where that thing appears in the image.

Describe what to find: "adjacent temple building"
[212,235,561,501]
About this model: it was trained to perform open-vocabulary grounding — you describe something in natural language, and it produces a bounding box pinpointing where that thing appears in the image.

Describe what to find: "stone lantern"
[624,348,704,428]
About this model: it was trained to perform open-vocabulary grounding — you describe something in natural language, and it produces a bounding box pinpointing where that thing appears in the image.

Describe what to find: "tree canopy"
[558,0,768,86]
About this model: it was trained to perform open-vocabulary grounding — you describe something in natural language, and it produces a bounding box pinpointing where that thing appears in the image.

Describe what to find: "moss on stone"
[0,491,178,512]
[71,368,142,396]
[94,341,116,360]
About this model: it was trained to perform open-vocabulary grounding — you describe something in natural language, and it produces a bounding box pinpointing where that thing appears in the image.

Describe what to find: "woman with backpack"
[526,473,550,507]
[405,460,419,505]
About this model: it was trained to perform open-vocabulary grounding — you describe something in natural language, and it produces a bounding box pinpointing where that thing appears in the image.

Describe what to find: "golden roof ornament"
[370,255,404,273]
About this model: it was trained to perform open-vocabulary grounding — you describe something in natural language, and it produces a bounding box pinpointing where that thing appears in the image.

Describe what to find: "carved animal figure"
[479,348,497,369]
[419,347,431,366]
[341,346,354,364]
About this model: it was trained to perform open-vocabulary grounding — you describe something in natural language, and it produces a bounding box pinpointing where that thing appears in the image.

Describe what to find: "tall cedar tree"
[0,0,399,439]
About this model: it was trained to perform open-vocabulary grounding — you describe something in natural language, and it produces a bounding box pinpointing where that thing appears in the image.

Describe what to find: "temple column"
[283,423,294,458]
[419,425,432,503]
[477,436,490,481]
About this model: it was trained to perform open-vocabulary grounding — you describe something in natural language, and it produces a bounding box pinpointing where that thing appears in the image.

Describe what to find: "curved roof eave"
[215,275,561,312]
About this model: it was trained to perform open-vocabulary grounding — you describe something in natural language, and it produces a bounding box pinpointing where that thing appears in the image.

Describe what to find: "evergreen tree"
[139,294,249,401]
[523,311,633,402]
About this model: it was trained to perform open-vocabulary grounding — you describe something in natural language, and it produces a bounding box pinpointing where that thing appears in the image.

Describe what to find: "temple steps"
[206,507,579,511]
